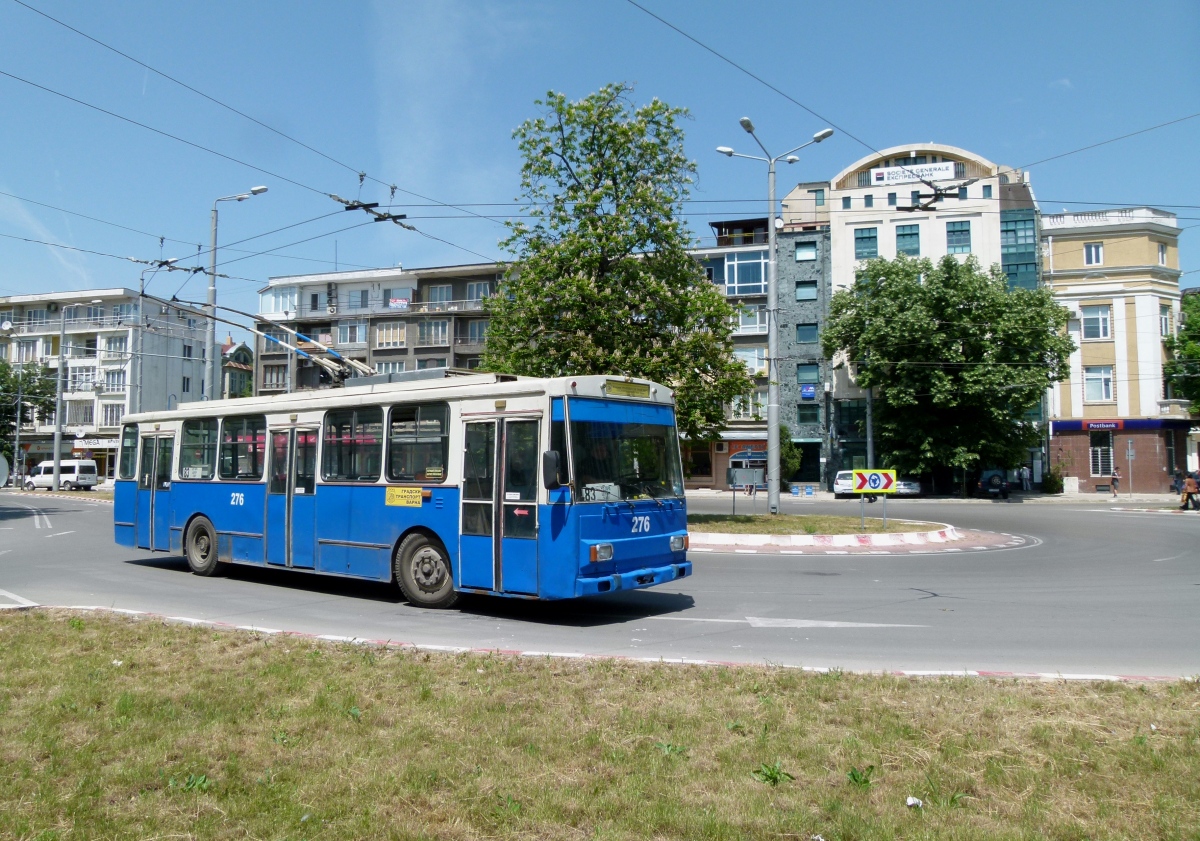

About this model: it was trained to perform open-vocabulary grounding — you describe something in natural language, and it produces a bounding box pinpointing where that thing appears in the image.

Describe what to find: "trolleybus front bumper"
[575,561,691,597]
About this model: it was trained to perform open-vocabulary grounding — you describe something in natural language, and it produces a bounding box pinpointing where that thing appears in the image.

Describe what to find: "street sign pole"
[882,493,888,530]
[860,492,865,532]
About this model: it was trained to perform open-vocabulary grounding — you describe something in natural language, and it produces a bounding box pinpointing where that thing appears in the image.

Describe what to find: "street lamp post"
[206,186,267,401]
[718,123,833,514]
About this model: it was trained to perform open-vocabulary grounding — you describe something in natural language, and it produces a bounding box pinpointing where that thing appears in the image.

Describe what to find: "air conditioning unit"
[327,304,338,315]
[715,442,729,454]
[1065,304,1081,319]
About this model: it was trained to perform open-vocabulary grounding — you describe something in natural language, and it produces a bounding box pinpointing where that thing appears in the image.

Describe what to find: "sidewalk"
[685,488,1181,506]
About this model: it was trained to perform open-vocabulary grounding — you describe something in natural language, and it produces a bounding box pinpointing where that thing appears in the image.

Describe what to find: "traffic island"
[689,513,1024,554]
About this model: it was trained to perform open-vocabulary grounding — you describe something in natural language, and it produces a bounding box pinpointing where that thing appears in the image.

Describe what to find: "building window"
[259,286,296,314]
[182,343,193,359]
[946,221,972,254]
[724,250,769,296]
[85,305,104,321]
[1084,243,1103,266]
[1089,431,1113,476]
[684,445,713,478]
[841,196,851,209]
[958,186,968,200]
[67,401,94,426]
[1001,218,1036,253]
[887,192,897,207]
[101,403,124,427]
[68,367,96,391]
[1158,243,1167,266]
[796,323,819,343]
[25,309,47,325]
[338,319,368,345]
[375,361,406,375]
[181,376,191,394]
[103,370,126,393]
[863,194,874,209]
[797,404,820,425]
[1161,304,1172,337]
[854,227,878,259]
[466,281,491,302]
[809,188,825,207]
[794,242,817,262]
[417,357,447,370]
[796,363,820,384]
[375,321,406,348]
[731,390,766,420]
[896,224,920,256]
[735,306,767,334]
[735,347,768,376]
[103,337,127,359]
[426,285,453,306]
[1084,366,1114,402]
[16,340,36,363]
[1081,305,1110,340]
[795,281,817,301]
[982,185,992,200]
[911,190,922,208]
[466,319,489,342]
[262,364,287,389]
[383,287,412,311]
[417,320,449,346]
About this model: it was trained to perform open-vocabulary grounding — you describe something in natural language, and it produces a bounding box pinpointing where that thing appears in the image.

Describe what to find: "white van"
[25,459,99,491]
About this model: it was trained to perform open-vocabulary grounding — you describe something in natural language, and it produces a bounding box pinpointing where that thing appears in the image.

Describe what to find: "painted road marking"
[0,588,38,608]
[46,531,76,538]
[653,615,927,629]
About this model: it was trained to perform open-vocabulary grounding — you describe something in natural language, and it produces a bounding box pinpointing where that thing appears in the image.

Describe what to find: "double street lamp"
[206,186,267,400]
[718,120,833,514]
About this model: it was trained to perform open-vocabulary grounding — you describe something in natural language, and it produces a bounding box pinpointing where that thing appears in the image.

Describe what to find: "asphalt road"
[1,490,1197,677]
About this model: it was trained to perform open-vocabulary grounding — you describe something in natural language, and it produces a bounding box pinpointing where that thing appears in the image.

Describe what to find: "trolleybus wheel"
[184,516,222,577]
[395,532,458,609]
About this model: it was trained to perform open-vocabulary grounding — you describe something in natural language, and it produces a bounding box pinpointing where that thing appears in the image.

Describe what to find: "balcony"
[414,334,451,348]
[290,296,489,320]
[454,335,487,351]
[1042,207,1178,231]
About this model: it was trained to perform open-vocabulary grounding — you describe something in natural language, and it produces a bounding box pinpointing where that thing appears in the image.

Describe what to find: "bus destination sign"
[605,380,651,399]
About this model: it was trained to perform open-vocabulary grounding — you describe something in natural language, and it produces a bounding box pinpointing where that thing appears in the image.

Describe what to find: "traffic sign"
[852,469,896,494]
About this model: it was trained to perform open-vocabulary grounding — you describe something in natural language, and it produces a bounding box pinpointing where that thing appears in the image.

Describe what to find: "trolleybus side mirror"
[542,450,562,490]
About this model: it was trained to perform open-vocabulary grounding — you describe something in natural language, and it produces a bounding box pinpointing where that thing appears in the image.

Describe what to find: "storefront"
[1050,419,1189,494]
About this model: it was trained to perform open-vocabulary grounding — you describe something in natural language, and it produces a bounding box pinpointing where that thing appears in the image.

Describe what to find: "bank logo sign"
[870,161,957,186]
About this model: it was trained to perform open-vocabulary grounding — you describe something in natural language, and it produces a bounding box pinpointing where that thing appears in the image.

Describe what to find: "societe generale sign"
[870,161,956,186]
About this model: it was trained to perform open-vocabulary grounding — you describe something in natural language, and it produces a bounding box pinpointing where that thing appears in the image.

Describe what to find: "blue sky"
[1,0,1197,332]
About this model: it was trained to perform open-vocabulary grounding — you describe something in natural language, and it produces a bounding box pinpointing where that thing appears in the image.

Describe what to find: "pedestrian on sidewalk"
[1019,464,1031,491]
[1182,474,1199,510]
[1110,467,1121,498]
[1173,470,1185,496]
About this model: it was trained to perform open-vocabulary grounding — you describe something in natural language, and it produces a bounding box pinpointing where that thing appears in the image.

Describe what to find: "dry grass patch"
[0,610,1197,840]
[688,513,938,535]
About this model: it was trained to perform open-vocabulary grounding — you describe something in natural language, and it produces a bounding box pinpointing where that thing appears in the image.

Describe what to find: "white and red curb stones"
[0,604,1185,684]
[690,523,960,549]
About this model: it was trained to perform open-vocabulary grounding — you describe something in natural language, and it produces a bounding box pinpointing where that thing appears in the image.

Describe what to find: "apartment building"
[1043,207,1187,493]
[0,288,207,478]
[220,337,254,398]
[254,265,499,393]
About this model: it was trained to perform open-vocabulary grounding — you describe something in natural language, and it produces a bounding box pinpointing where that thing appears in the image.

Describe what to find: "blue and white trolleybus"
[113,371,691,608]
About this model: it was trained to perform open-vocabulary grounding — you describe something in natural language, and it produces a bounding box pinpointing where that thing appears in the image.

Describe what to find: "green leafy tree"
[1163,292,1200,410]
[0,360,57,470]
[483,83,752,442]
[779,424,802,483]
[821,255,1074,477]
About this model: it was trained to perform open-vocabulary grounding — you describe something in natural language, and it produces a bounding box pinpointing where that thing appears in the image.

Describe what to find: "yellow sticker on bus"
[385,487,423,507]
[605,380,651,398]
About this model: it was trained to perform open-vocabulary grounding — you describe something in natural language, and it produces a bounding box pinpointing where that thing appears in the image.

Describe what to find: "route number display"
[852,469,896,494]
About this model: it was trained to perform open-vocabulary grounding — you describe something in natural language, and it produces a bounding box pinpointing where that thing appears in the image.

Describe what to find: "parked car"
[977,467,1010,499]
[24,459,98,491]
[894,476,921,496]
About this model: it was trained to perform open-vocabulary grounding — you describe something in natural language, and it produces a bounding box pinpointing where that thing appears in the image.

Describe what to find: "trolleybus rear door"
[265,428,317,569]
[136,435,174,551]
[460,418,540,595]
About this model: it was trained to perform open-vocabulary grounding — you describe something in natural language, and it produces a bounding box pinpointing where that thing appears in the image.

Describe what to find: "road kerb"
[690,522,960,549]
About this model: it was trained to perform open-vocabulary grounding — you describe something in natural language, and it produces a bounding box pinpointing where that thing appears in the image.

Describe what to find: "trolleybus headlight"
[590,543,613,563]
[670,534,688,552]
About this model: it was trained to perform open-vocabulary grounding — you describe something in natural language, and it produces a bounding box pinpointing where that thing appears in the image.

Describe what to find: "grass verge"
[1,611,1197,840]
[688,513,937,535]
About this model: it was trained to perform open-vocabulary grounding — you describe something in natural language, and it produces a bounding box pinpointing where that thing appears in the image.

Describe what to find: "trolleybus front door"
[460,419,539,595]
[136,435,174,552]
[265,428,317,569]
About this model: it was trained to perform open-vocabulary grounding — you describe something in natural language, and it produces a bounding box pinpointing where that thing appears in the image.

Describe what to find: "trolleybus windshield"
[569,420,685,502]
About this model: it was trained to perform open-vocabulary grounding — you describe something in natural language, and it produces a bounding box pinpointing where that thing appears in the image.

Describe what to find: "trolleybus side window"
[119,424,138,479]
[322,407,383,482]
[296,430,317,493]
[180,418,218,479]
[219,415,267,480]
[387,403,449,483]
